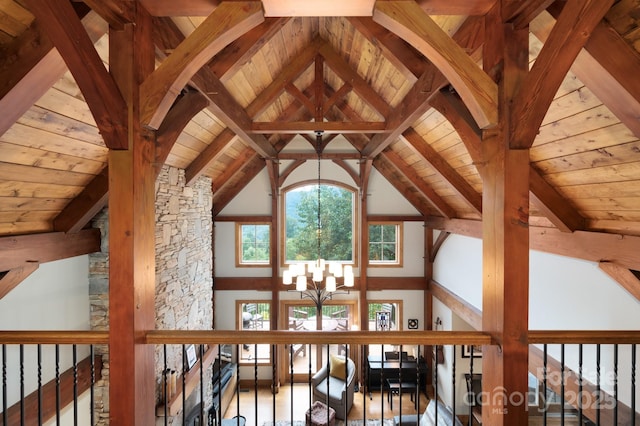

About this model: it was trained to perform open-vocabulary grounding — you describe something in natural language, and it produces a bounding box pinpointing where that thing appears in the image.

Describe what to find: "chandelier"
[282,130,354,308]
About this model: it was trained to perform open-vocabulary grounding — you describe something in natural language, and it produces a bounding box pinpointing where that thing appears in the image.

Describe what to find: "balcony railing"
[0,330,638,425]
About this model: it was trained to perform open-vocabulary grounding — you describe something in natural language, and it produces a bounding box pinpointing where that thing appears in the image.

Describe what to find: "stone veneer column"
[89,165,213,424]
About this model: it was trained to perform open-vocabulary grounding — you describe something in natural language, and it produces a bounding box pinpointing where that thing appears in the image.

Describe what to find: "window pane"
[368,223,399,264]
[241,224,270,264]
[382,225,396,241]
[382,243,396,261]
[285,184,354,262]
[369,224,381,242]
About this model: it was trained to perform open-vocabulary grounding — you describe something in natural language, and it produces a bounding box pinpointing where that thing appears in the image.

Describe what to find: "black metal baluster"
[380,344,385,418]
[614,344,618,425]
[596,344,601,426]
[235,347,240,426]
[344,345,348,421]
[308,343,312,410]
[363,345,367,424]
[543,344,547,426]
[90,345,95,426]
[56,344,60,426]
[163,345,168,426]
[399,344,403,416]
[290,343,294,424]
[272,344,277,424]
[182,344,187,426]
[632,344,636,426]
[200,344,205,425]
[469,345,474,426]
[578,344,583,423]
[2,344,6,426]
[326,345,330,422]
[451,345,456,421]
[434,343,438,426]
[73,344,78,426]
[20,344,24,425]
[254,343,258,426]
[38,343,42,426]
[560,344,565,426]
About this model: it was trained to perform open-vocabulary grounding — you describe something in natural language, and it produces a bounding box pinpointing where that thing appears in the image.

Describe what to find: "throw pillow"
[329,354,347,381]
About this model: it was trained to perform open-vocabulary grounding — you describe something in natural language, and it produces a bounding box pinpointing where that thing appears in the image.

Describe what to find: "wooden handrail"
[146,330,494,345]
[1,330,638,346]
[528,330,640,344]
[0,330,109,344]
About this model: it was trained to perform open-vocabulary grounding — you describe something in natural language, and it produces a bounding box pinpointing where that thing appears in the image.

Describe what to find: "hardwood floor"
[223,384,430,423]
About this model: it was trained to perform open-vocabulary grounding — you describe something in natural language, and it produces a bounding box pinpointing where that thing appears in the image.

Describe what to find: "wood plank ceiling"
[1,0,640,241]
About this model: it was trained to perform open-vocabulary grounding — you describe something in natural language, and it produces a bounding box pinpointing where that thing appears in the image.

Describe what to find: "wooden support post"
[107,5,157,425]
[480,2,530,424]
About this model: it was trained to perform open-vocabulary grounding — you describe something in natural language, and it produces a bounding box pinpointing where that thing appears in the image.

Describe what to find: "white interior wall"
[0,256,90,411]
[432,231,640,412]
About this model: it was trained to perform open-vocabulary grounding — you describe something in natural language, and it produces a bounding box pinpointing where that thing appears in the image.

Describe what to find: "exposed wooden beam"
[382,150,456,218]
[401,128,482,215]
[140,2,264,129]
[277,152,361,160]
[430,88,585,232]
[81,0,134,30]
[372,156,432,217]
[138,0,495,16]
[429,230,450,263]
[211,147,257,194]
[156,90,209,175]
[152,17,276,159]
[25,0,128,150]
[511,0,615,149]
[213,155,265,216]
[251,121,386,133]
[503,0,556,29]
[0,262,38,300]
[210,17,291,81]
[0,229,101,272]
[186,129,237,185]
[319,42,391,119]
[426,217,640,272]
[0,12,107,137]
[278,159,306,188]
[529,167,586,233]
[348,16,426,81]
[53,168,109,234]
[374,1,498,129]
[598,261,640,302]
[361,16,485,158]
[531,9,640,139]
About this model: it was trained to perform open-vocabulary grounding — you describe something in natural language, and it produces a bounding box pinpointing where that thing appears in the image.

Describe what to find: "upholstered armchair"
[311,355,356,420]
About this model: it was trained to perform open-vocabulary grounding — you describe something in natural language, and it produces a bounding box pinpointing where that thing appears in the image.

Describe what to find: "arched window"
[282,182,356,264]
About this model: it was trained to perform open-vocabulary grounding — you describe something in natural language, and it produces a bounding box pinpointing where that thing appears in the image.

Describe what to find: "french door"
[281,301,358,382]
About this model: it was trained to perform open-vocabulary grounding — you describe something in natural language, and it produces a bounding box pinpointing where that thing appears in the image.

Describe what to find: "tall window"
[282,183,355,264]
[369,222,402,266]
[236,223,270,266]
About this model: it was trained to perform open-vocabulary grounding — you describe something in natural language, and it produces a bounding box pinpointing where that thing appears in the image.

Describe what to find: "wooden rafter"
[382,150,456,219]
[53,168,109,233]
[140,1,264,129]
[401,128,482,215]
[373,1,498,129]
[0,262,38,300]
[211,147,257,194]
[598,261,640,302]
[531,9,640,139]
[372,156,432,217]
[0,12,106,137]
[81,0,134,30]
[210,17,291,82]
[186,129,237,185]
[430,88,585,233]
[426,217,640,272]
[361,16,485,158]
[511,0,615,149]
[213,155,265,216]
[25,0,128,150]
[152,17,276,159]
